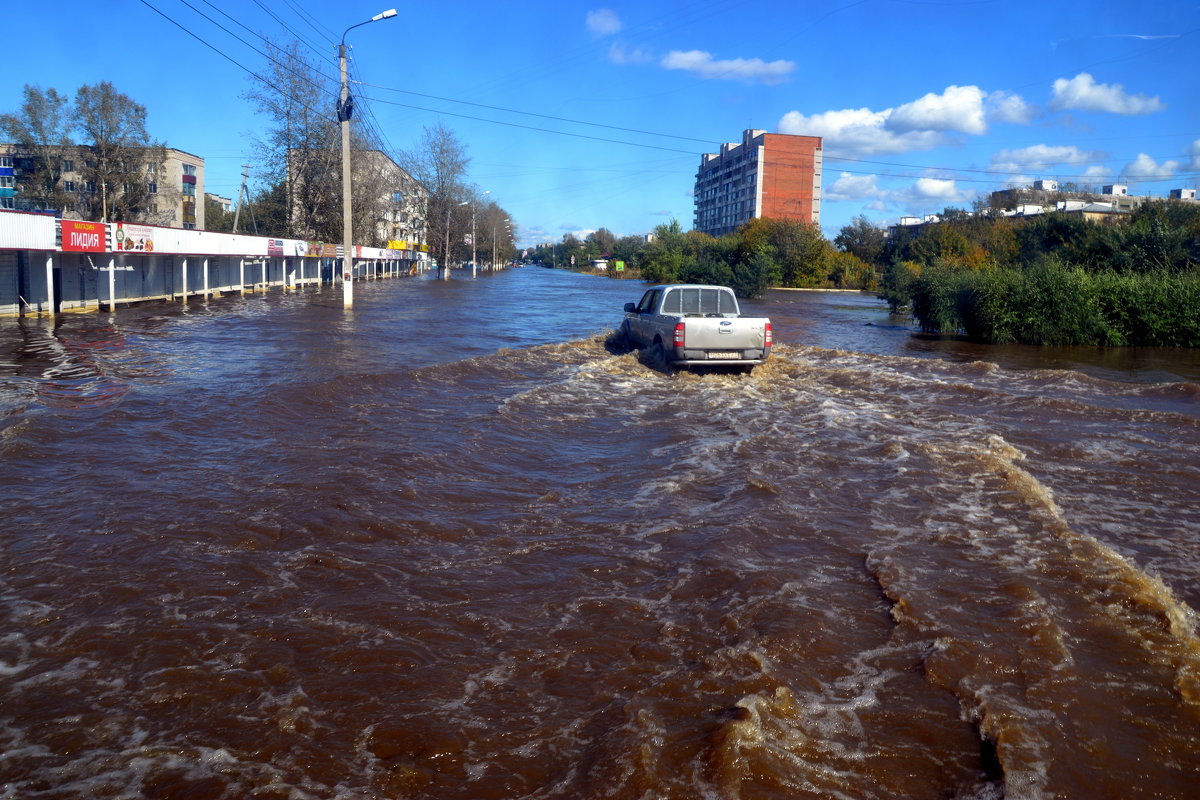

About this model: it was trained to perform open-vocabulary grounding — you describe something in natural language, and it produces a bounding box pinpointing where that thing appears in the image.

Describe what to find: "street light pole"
[472,190,489,276]
[339,8,397,309]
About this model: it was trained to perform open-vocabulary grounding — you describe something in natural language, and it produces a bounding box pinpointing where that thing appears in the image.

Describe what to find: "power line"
[353,79,716,146]
[142,0,1199,201]
[247,0,334,65]
[138,0,340,120]
[356,91,701,155]
[274,0,338,47]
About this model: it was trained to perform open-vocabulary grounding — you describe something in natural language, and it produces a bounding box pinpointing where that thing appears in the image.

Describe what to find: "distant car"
[620,284,772,371]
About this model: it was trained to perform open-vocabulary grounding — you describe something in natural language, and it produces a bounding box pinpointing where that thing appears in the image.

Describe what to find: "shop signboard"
[61,220,107,252]
[114,221,155,252]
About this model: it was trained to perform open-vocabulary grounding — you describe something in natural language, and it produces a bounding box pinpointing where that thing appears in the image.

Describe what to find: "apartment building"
[0,143,204,229]
[364,150,428,252]
[287,148,427,252]
[694,129,823,237]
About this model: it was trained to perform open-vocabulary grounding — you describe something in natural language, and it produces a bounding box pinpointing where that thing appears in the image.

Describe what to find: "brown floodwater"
[2,269,1198,799]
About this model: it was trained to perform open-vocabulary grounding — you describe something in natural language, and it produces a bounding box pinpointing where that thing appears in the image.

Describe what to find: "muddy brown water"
[2,269,1199,799]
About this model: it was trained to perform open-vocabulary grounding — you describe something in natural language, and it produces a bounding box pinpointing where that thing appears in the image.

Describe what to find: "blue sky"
[4,0,1198,247]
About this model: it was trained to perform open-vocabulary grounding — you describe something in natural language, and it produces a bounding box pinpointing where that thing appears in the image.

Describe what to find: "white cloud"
[661,50,794,84]
[887,85,987,135]
[780,106,946,156]
[913,177,968,201]
[1049,72,1165,115]
[1097,34,1181,41]
[878,177,973,210]
[826,172,882,202]
[1187,139,1200,171]
[586,9,622,37]
[986,90,1035,124]
[608,42,653,65]
[779,84,1024,158]
[1123,153,1179,180]
[989,144,1101,173]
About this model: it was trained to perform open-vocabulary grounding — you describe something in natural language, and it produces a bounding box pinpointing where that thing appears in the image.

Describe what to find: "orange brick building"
[693,129,823,237]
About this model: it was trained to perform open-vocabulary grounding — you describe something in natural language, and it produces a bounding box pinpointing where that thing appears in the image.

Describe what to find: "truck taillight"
[764,322,773,347]
[673,322,686,347]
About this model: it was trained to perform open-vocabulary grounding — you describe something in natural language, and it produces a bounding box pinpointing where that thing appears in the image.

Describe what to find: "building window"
[0,197,13,209]
[182,183,195,197]
[0,176,13,189]
[86,181,96,193]
[65,180,76,192]
[149,182,157,194]
[183,164,197,177]
[0,156,11,168]
[63,159,74,172]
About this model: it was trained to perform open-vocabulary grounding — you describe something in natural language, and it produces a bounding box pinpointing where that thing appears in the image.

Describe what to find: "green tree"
[74,81,169,224]
[834,214,886,266]
[204,194,233,232]
[828,251,876,290]
[611,235,645,274]
[587,227,617,256]
[0,85,75,213]
[640,219,691,284]
[730,242,777,297]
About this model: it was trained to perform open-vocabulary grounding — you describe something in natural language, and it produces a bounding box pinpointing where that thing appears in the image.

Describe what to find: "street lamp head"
[373,8,398,20]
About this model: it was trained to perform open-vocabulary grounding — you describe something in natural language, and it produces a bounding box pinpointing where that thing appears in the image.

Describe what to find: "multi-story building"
[164,150,205,229]
[288,148,427,252]
[206,193,234,214]
[0,143,204,229]
[364,150,427,252]
[0,154,14,209]
[693,129,823,237]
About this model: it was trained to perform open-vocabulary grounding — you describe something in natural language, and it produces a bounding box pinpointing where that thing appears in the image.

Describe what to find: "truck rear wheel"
[650,339,670,369]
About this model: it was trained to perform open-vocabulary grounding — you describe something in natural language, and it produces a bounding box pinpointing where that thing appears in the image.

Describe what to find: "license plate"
[707,351,740,360]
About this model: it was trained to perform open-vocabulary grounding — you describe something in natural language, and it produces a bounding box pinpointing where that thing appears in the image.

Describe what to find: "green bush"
[912,259,1200,347]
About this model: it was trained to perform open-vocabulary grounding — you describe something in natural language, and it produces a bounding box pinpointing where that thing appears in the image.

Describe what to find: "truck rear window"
[661,288,738,316]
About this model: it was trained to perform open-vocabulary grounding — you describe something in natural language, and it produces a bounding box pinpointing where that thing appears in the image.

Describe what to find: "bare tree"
[244,38,340,240]
[402,123,470,279]
[478,200,514,266]
[0,85,76,214]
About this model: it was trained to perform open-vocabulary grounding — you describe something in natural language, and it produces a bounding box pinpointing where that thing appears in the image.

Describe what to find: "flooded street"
[2,268,1199,799]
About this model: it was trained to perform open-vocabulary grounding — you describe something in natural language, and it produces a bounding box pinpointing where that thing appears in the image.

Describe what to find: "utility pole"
[232,163,250,233]
[339,8,397,310]
[339,42,354,309]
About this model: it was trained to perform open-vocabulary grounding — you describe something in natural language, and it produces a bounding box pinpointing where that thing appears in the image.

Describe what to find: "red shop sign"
[61,220,108,252]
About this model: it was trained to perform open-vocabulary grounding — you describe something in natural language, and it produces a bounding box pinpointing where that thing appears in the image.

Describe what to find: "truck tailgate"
[684,318,767,349]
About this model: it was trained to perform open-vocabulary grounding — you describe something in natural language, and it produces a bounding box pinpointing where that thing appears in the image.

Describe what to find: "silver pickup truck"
[620,284,773,371]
